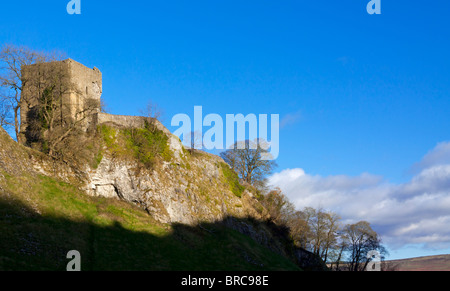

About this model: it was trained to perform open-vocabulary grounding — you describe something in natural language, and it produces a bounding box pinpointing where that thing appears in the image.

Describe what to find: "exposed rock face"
[0,127,28,176]
[87,156,262,224]
[84,125,263,225]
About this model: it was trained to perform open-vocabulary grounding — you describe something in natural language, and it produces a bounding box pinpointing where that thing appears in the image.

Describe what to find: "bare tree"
[186,130,203,155]
[220,139,277,188]
[286,210,310,248]
[0,44,64,142]
[297,207,341,264]
[260,187,295,224]
[341,221,385,271]
[0,95,12,129]
[100,97,109,113]
[319,211,341,264]
[310,209,328,256]
[328,236,349,271]
[140,100,164,133]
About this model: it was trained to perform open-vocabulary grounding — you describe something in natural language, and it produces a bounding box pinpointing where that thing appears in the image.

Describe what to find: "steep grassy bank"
[0,173,300,271]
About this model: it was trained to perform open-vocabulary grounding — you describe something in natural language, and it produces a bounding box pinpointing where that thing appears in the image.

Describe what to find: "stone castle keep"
[20,59,102,139]
[20,59,162,144]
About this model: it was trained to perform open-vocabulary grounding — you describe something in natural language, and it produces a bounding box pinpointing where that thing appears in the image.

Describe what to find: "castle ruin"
[20,59,101,137]
[19,58,166,145]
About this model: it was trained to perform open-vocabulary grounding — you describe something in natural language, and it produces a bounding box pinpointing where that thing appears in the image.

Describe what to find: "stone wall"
[93,112,172,135]
[66,59,102,119]
[94,112,147,129]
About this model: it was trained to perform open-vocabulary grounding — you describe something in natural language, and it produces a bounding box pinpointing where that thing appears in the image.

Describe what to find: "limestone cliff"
[83,120,265,225]
[1,118,266,226]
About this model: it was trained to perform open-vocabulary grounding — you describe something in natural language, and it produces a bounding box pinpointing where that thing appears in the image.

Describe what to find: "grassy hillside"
[0,172,300,271]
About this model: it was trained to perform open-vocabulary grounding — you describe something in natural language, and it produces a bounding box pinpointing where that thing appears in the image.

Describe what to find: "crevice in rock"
[112,184,124,200]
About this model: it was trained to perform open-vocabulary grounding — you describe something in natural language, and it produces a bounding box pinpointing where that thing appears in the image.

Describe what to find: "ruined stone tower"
[20,59,102,144]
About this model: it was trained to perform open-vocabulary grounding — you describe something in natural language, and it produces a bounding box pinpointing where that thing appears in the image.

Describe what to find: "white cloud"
[412,142,450,172]
[280,111,302,129]
[268,142,450,251]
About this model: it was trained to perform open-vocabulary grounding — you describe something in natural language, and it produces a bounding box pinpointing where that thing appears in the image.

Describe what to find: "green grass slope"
[0,173,300,271]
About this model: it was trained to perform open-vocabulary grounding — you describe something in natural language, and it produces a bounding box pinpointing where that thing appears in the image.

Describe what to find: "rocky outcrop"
[84,124,264,225]
[86,154,264,224]
[1,120,265,226]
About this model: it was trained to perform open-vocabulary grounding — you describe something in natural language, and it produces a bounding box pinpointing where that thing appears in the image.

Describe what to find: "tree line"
[259,188,388,271]
[220,140,388,271]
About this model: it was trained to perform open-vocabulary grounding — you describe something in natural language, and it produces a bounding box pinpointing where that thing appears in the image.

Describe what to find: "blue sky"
[1,1,450,260]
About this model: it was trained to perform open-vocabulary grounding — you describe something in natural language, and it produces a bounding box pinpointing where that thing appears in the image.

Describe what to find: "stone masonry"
[20,58,102,143]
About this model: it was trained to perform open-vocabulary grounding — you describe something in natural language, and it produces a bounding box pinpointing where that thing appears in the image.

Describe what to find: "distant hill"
[385,255,450,271]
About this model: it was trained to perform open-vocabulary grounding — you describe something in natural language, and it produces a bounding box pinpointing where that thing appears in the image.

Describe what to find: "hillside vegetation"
[0,126,306,271]
[0,173,300,271]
